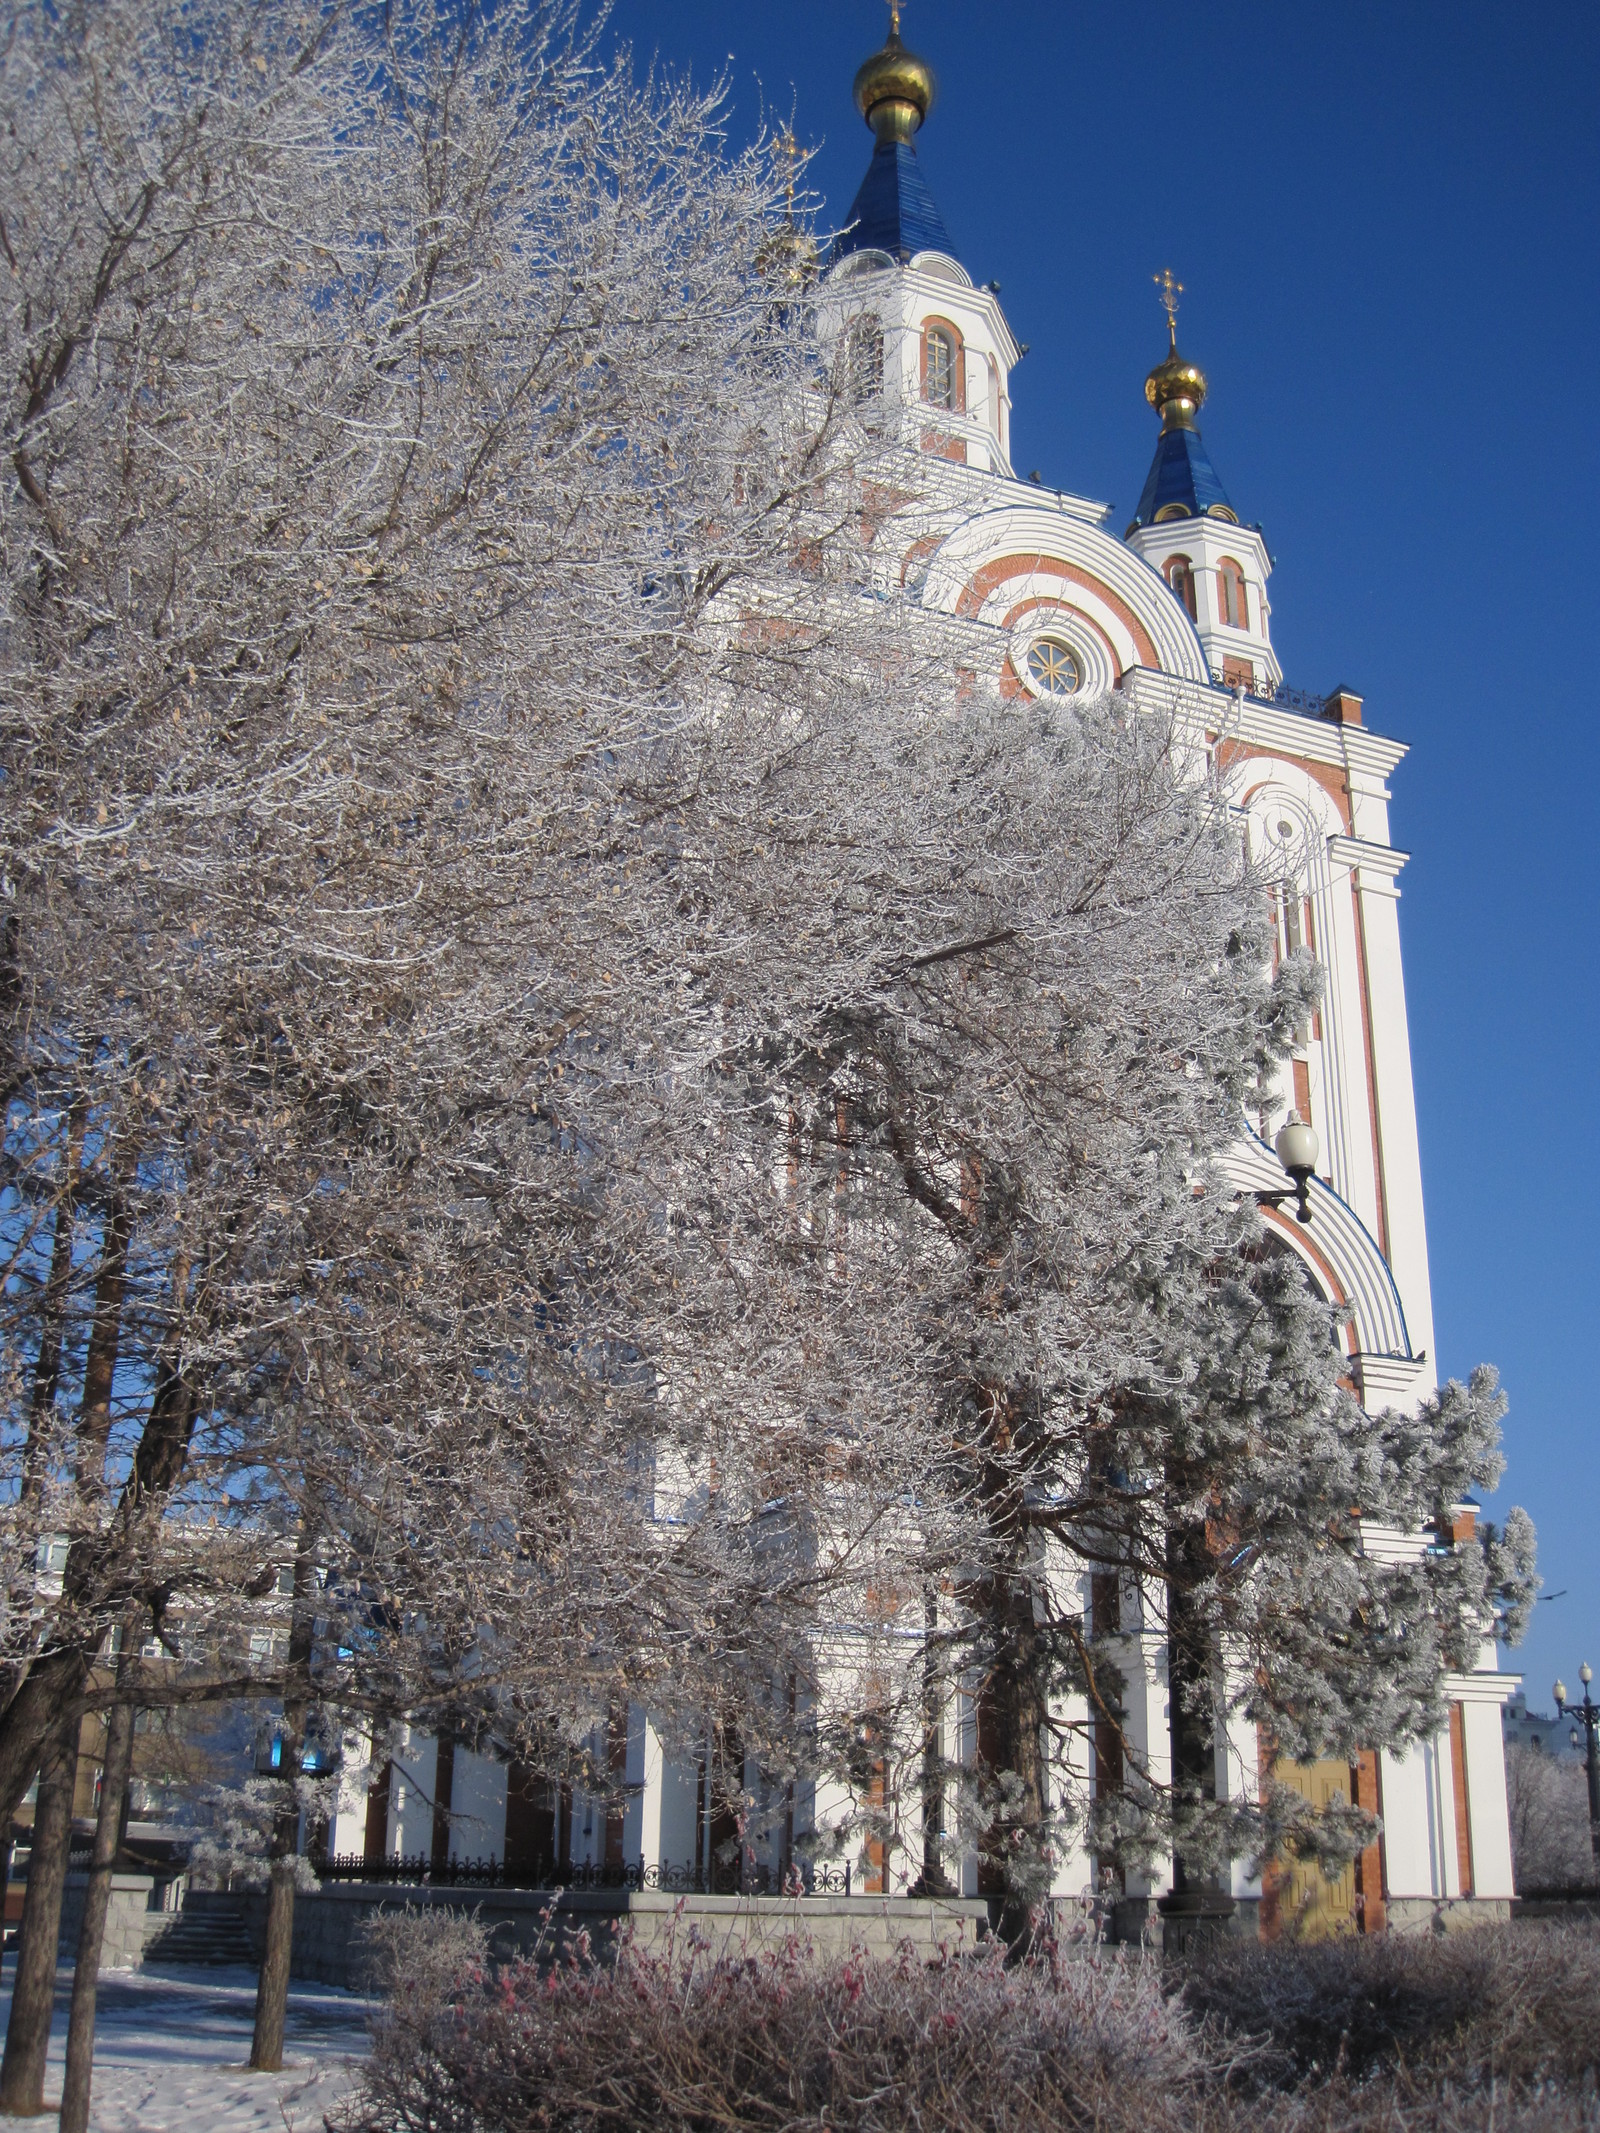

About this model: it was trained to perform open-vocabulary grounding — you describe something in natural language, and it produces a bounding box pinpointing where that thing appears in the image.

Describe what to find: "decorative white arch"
[913,503,1210,683]
[1222,1132,1415,1365]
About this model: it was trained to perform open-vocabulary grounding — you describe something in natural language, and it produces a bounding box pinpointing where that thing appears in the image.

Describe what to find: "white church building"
[324,13,1517,1939]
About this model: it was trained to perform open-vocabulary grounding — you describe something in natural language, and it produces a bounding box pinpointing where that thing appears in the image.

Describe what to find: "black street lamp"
[1258,1114,1319,1226]
[1553,1664,1600,1868]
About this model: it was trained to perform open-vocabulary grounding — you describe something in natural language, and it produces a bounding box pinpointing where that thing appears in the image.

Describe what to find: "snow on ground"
[0,1962,371,2132]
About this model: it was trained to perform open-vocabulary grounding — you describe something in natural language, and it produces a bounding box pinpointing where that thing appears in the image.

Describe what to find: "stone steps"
[143,1898,258,1969]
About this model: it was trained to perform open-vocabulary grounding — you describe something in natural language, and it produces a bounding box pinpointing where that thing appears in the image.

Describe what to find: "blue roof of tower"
[1129,422,1236,530]
[830,138,959,267]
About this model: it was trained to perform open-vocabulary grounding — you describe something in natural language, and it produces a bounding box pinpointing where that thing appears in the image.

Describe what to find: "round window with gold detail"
[1025,637,1082,696]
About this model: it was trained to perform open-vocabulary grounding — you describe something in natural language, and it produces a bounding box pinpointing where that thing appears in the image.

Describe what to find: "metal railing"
[1210,672,1335,716]
[314,1852,852,1896]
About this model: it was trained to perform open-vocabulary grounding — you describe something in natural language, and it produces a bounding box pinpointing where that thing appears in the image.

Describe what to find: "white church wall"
[1047,1696,1096,1901]
[1128,517,1281,694]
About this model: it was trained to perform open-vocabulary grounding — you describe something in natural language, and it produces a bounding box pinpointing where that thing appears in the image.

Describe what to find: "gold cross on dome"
[778,121,798,212]
[888,2,902,36]
[1154,267,1183,348]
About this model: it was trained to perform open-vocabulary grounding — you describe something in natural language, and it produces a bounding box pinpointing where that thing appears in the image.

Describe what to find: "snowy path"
[0,1961,371,2131]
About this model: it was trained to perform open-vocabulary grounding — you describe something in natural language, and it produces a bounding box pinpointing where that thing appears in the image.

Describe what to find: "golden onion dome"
[852,6,936,145]
[1145,342,1208,431]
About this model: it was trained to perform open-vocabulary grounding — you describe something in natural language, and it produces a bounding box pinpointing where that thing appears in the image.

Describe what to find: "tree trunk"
[18,1097,85,1511]
[0,1162,149,1839]
[0,1654,92,1848]
[915,1582,950,1895]
[249,1515,318,2073]
[0,1329,199,1838]
[73,1160,134,1484]
[249,1854,298,2073]
[1165,1507,1220,1899]
[57,1633,139,2133]
[0,1714,78,2116]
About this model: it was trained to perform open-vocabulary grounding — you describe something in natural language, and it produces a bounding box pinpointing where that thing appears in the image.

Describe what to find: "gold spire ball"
[853,2,936,144]
[1145,268,1208,431]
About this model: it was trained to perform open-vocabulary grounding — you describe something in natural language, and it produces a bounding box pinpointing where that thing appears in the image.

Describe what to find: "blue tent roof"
[1129,423,1236,530]
[829,139,958,266]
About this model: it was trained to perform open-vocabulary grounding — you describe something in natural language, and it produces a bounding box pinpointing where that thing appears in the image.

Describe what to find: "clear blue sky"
[603,0,1600,1714]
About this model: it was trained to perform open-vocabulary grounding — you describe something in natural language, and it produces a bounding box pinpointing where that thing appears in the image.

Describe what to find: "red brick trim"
[956,554,1160,667]
[1228,750,1354,835]
[998,593,1121,674]
[1353,1749,1387,1932]
[1448,1703,1474,1897]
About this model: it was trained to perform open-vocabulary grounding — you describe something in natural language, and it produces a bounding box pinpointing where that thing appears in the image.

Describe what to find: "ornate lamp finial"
[1144,267,1207,430]
[853,1,936,144]
[1154,267,1183,352]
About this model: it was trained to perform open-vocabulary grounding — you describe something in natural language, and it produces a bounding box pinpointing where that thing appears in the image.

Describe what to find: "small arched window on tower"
[1217,557,1250,631]
[844,313,884,405]
[1164,554,1198,621]
[923,323,961,411]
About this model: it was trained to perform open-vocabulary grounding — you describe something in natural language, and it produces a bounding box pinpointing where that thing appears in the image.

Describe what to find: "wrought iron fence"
[1210,672,1332,716]
[314,1852,852,1896]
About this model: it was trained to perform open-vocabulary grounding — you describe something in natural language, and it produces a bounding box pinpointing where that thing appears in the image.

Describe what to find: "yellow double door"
[1268,1758,1359,1938]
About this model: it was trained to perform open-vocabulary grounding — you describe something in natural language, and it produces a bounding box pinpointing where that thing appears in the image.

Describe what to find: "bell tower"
[821,5,1019,477]
[1124,273,1280,695]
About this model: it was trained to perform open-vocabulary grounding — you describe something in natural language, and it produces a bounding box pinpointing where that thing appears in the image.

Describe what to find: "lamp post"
[1553,1664,1600,1867]
[1259,1114,1319,1225]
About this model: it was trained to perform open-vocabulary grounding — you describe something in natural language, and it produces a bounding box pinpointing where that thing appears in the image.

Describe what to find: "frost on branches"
[0,0,1531,1923]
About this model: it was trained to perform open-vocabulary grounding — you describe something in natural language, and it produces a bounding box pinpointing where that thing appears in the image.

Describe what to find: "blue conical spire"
[1129,425,1236,529]
[828,9,957,267]
[830,139,958,266]
[1127,302,1239,530]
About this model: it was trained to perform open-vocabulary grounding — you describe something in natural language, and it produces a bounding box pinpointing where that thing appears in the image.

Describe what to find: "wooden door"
[1265,1758,1359,1939]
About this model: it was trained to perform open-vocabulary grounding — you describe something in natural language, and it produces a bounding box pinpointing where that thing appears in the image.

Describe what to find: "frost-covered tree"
[0,0,1533,2051]
[1505,1741,1597,1893]
[0,0,896,2082]
[603,648,1534,1904]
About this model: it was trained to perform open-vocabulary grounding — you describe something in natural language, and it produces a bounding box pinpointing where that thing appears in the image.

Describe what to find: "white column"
[325,1727,373,1859]
[1116,1619,1172,1900]
[388,1727,437,1860]
[446,1748,507,1867]
[632,1711,664,1871]
[1214,1694,1264,1904]
[1377,1735,1447,1901]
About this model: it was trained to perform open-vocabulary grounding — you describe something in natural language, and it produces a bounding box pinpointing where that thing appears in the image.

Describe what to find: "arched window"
[844,314,884,404]
[922,323,961,411]
[1164,554,1198,621]
[1218,558,1249,631]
